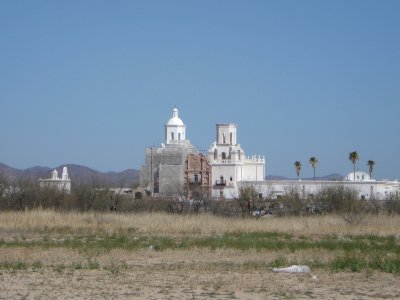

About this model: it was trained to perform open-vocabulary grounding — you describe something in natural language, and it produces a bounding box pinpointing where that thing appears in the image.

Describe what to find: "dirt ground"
[1,211,400,299]
[0,248,399,299]
[1,267,399,299]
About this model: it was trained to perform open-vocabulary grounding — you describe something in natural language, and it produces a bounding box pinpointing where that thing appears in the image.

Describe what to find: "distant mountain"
[0,163,140,187]
[1,162,344,187]
[23,166,52,180]
[0,163,24,182]
[265,173,344,181]
[315,173,344,181]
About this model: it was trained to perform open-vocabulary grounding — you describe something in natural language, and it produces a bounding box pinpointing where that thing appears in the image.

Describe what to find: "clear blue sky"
[1,1,399,179]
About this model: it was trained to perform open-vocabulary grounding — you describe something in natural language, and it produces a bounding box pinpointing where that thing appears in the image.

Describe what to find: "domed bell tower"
[165,108,186,145]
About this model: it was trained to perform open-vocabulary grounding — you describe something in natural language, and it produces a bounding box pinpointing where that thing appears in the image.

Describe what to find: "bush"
[312,186,363,214]
[3,177,398,217]
[274,186,307,216]
[384,196,400,214]
[237,185,265,216]
[0,179,112,212]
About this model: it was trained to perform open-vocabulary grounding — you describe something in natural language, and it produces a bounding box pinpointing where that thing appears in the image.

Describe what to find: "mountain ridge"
[1,162,344,186]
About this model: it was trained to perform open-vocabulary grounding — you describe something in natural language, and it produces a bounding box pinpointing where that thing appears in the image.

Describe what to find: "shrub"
[274,186,307,216]
[237,185,264,216]
[312,186,363,214]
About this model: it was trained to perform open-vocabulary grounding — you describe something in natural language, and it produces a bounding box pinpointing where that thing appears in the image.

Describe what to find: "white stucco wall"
[212,164,237,185]
[235,180,400,201]
[242,160,265,181]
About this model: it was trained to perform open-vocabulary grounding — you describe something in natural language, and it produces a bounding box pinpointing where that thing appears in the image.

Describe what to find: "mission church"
[140,108,400,201]
[140,108,264,199]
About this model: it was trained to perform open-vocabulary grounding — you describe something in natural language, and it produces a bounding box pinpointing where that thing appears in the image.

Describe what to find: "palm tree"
[348,151,359,181]
[309,157,318,180]
[294,161,302,180]
[367,160,375,179]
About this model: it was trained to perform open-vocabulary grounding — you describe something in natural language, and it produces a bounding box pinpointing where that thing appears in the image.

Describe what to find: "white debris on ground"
[272,265,311,273]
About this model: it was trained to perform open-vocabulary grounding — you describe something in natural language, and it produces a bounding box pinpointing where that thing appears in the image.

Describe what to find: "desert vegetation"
[1,211,400,269]
[0,210,400,298]
[1,177,400,298]
[1,176,400,216]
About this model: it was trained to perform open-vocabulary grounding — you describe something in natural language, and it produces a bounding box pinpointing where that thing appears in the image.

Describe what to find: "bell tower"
[165,108,186,145]
[216,124,237,145]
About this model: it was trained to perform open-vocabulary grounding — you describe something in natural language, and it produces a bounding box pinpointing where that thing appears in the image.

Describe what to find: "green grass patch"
[1,231,399,274]
[330,255,400,274]
[0,232,398,254]
[0,261,28,270]
[1,232,399,253]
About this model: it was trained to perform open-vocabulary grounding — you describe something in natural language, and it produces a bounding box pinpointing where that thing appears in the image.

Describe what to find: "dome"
[166,108,184,126]
[345,171,372,181]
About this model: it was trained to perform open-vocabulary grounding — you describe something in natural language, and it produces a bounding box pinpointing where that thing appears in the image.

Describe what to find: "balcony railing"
[189,181,202,185]
[215,180,226,186]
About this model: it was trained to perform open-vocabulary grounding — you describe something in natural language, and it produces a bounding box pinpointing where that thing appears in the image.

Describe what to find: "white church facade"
[207,123,265,199]
[140,108,264,198]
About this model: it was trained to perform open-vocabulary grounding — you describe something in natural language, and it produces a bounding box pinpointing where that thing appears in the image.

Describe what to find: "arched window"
[238,150,241,160]
[214,149,218,160]
[230,132,233,145]
[222,152,226,160]
[171,132,174,140]
[178,133,181,140]
[194,173,199,183]
[222,134,226,144]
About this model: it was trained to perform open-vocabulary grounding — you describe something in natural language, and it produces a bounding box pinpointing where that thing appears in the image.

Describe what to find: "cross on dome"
[172,107,178,118]
[167,108,184,126]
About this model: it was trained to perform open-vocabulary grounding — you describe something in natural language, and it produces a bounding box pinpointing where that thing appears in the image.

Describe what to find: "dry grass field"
[1,210,400,299]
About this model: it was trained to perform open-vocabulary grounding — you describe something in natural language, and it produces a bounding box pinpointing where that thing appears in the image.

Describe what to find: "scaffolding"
[140,144,197,196]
